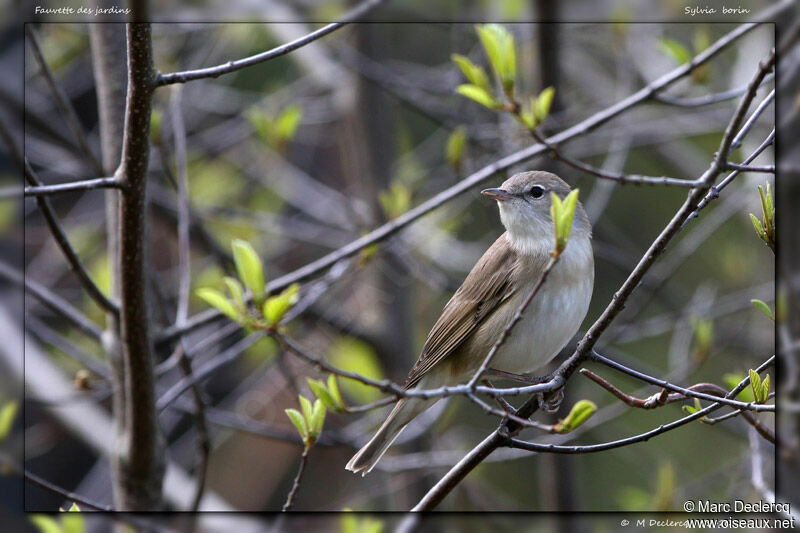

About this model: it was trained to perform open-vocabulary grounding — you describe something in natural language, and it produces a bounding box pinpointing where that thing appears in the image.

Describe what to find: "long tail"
[345,397,435,476]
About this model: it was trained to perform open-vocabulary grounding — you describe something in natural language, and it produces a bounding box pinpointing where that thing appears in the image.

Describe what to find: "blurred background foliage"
[6,11,778,519]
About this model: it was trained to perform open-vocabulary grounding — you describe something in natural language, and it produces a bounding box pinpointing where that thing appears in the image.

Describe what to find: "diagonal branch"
[22,158,119,316]
[156,0,386,86]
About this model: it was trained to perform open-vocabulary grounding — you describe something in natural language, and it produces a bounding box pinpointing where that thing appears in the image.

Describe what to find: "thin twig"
[23,177,123,197]
[156,20,760,347]
[684,129,775,228]
[729,89,775,153]
[505,358,775,455]
[724,163,775,173]
[156,334,264,411]
[23,158,119,316]
[580,368,776,443]
[156,0,385,86]
[588,352,774,412]
[528,128,700,187]
[281,447,310,512]
[0,453,112,511]
[650,73,774,107]
[25,25,104,175]
[0,260,102,340]
[163,85,210,511]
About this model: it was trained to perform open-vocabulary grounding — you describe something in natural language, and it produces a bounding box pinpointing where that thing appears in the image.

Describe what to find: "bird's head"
[482,171,591,255]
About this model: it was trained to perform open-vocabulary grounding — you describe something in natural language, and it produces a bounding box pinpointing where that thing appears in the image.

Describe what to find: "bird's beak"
[481,188,515,202]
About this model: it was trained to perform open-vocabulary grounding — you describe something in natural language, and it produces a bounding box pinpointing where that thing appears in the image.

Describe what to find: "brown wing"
[403,233,518,389]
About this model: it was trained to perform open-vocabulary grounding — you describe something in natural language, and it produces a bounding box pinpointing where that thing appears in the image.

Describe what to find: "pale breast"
[457,235,594,379]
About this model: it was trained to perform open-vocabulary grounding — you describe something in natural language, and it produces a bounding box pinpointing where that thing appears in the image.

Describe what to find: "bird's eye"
[529,185,545,199]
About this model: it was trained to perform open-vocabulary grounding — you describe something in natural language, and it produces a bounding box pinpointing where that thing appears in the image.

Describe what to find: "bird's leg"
[485,368,542,383]
[482,379,516,412]
[537,387,565,414]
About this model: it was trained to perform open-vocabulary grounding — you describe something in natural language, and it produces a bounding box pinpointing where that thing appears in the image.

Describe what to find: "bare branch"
[729,89,775,153]
[505,357,775,455]
[156,0,386,86]
[169,84,210,513]
[683,129,774,227]
[588,352,774,412]
[724,163,775,173]
[281,448,310,512]
[6,459,113,511]
[0,259,102,340]
[651,73,774,107]
[25,25,104,175]
[23,159,119,316]
[22,176,122,197]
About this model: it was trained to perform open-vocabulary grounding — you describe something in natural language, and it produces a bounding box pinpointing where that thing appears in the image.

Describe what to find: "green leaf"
[682,398,702,416]
[30,516,62,533]
[690,317,713,361]
[231,239,266,306]
[445,126,467,172]
[223,276,245,310]
[378,182,412,220]
[749,213,765,239]
[263,296,289,326]
[307,378,339,412]
[327,374,345,410]
[263,283,300,325]
[275,105,303,143]
[750,299,774,322]
[749,369,763,403]
[246,108,271,145]
[299,395,314,425]
[341,512,357,533]
[456,84,500,110]
[520,107,537,130]
[550,189,579,254]
[309,399,326,437]
[329,338,384,403]
[534,86,556,123]
[451,54,490,91]
[475,24,516,90]
[362,519,384,533]
[723,373,754,403]
[61,509,84,533]
[761,374,770,403]
[196,288,239,321]
[659,38,692,65]
[340,511,383,533]
[554,399,596,433]
[0,400,19,443]
[285,408,308,439]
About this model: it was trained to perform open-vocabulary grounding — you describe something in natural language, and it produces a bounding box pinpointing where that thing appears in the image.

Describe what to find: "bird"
[345,170,594,475]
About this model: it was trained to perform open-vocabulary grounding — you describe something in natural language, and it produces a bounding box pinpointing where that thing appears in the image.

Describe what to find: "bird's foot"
[537,387,565,414]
